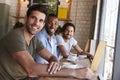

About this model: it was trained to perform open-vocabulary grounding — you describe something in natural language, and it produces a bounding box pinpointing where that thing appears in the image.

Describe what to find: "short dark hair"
[62,22,76,32]
[46,13,57,22]
[27,4,48,17]
[47,13,57,18]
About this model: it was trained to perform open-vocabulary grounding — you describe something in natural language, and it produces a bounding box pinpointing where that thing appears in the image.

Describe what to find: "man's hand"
[81,51,94,60]
[86,53,94,63]
[48,62,61,74]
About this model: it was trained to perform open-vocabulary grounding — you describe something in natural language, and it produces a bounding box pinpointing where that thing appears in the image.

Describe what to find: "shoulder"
[9,28,22,35]
[5,28,24,41]
[70,37,77,44]
[37,29,45,37]
[56,34,63,39]
[36,28,48,40]
[70,37,76,41]
[0,28,26,53]
[56,34,65,45]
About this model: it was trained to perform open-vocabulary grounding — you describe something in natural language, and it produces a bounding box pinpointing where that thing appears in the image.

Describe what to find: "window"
[96,0,119,79]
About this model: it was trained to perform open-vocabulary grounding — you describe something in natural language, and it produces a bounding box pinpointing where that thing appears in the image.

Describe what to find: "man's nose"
[68,31,71,35]
[34,19,40,25]
[50,23,56,28]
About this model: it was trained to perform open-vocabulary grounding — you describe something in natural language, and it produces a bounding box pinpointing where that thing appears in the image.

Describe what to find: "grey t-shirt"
[56,35,77,52]
[0,28,44,80]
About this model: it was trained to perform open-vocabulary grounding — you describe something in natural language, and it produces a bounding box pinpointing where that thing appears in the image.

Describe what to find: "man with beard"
[0,5,95,80]
[56,22,93,59]
[34,14,60,64]
[0,5,62,80]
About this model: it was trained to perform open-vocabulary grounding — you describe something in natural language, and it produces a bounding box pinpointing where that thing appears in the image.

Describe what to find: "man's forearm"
[31,63,72,77]
[32,63,94,79]
[37,67,74,77]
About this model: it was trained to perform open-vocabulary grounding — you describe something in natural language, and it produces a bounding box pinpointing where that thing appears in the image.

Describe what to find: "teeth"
[33,26,37,30]
[50,29,54,32]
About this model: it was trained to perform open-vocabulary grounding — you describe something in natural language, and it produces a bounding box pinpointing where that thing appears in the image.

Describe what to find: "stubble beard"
[26,24,36,35]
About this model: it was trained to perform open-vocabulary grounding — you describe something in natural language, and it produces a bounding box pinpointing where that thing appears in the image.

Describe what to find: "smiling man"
[34,14,60,64]
[0,5,61,80]
[56,22,93,59]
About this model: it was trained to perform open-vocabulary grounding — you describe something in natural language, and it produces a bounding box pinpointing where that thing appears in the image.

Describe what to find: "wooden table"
[39,57,98,80]
[39,76,98,80]
[40,77,97,80]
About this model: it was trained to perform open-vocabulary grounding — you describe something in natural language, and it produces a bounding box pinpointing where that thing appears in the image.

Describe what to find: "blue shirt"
[34,28,59,64]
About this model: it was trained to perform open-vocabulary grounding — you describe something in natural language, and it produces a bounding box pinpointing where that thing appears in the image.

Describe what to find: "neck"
[63,36,68,42]
[22,27,34,45]
[64,38,68,42]
[46,29,53,39]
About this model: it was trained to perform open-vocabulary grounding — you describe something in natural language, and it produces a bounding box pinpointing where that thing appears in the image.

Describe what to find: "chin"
[67,37,71,39]
[30,31,38,35]
[50,34,54,36]
[49,32,54,35]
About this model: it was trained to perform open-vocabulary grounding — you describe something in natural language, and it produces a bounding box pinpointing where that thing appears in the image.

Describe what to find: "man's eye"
[55,23,58,25]
[31,16,35,19]
[39,19,44,23]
